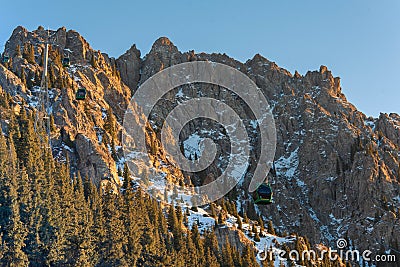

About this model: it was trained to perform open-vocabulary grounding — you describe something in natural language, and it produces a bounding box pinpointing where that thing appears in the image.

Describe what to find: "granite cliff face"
[1,26,399,257]
[2,26,132,186]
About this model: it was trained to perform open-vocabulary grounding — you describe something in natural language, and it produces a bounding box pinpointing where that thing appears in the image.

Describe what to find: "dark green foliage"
[26,71,35,88]
[221,237,234,267]
[40,49,45,67]
[210,203,217,219]
[122,162,131,190]
[241,244,258,267]
[20,68,27,87]
[254,231,260,242]
[218,212,225,224]
[15,44,22,57]
[258,216,265,232]
[204,229,220,262]
[243,211,249,224]
[0,93,271,267]
[2,55,12,69]
[48,65,56,88]
[104,106,117,141]
[267,220,275,235]
[34,70,41,86]
[22,43,35,64]
[0,104,343,267]
[237,215,242,230]
[49,114,56,132]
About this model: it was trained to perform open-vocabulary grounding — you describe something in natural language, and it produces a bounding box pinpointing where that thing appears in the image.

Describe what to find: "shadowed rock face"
[116,44,141,92]
[109,35,400,254]
[1,26,399,254]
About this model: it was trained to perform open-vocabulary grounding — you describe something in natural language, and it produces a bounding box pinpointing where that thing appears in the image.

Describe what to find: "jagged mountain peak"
[0,26,399,263]
[249,53,272,64]
[151,36,177,50]
[121,44,141,58]
[4,26,106,68]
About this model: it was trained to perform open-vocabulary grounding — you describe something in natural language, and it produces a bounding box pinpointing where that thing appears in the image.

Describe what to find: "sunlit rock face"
[2,26,399,254]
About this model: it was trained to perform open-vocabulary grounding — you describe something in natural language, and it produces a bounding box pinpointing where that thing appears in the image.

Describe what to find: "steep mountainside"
[1,26,399,264]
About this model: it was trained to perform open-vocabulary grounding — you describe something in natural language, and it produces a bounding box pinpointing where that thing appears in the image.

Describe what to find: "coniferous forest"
[0,89,264,267]
[0,79,355,267]
[0,21,399,267]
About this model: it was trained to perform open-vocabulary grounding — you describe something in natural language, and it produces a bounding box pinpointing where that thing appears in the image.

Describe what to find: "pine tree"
[205,249,220,267]
[122,162,131,190]
[70,173,96,266]
[176,205,183,224]
[97,184,127,266]
[40,49,44,67]
[267,220,275,235]
[241,244,258,267]
[184,231,199,267]
[34,70,41,86]
[16,166,32,227]
[0,93,335,266]
[237,215,242,230]
[20,68,27,87]
[210,203,217,219]
[104,106,117,141]
[23,43,35,64]
[218,212,225,225]
[254,230,261,242]
[295,237,305,266]
[204,229,220,262]
[2,173,29,266]
[48,65,56,88]
[121,189,143,267]
[243,211,249,224]
[183,209,189,227]
[169,205,183,251]
[191,222,203,255]
[49,114,56,132]
[138,202,166,266]
[258,216,265,233]
[15,44,22,57]
[168,204,177,232]
[0,134,29,266]
[26,71,35,88]
[15,108,40,171]
[221,237,234,267]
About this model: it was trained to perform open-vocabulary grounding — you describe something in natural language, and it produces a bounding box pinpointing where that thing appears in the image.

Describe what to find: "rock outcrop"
[116,44,141,92]
[1,26,399,257]
[2,26,132,186]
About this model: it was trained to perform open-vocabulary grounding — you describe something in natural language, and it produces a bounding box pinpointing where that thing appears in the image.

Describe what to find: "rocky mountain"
[1,25,399,265]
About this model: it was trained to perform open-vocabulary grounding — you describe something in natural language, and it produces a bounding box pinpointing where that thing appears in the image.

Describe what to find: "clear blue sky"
[1,0,399,117]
